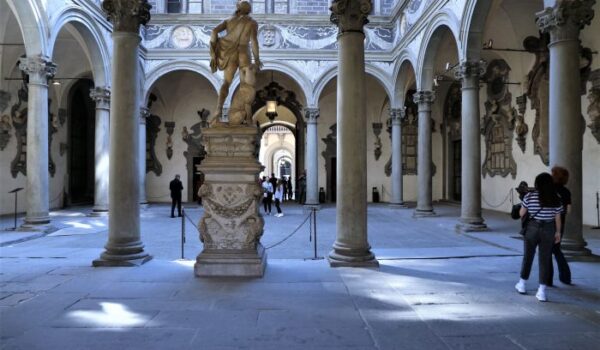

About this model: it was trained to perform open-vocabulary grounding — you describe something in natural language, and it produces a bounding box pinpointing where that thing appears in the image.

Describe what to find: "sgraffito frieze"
[143,23,394,51]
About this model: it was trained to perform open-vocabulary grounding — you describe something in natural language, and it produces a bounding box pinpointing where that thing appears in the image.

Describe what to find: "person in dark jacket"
[169,174,184,218]
[549,166,572,285]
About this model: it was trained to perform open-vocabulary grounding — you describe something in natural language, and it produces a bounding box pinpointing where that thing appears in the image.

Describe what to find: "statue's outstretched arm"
[251,21,262,69]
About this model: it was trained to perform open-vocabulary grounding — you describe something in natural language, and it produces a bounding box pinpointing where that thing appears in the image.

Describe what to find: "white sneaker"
[536,288,547,302]
[279,213,284,217]
[515,280,526,294]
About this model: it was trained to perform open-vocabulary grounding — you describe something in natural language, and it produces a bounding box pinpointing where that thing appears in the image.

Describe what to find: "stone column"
[456,61,487,232]
[139,107,149,207]
[389,108,407,208]
[328,0,378,267]
[304,107,320,207]
[93,0,152,267]
[413,90,436,217]
[537,0,594,255]
[19,56,56,226]
[89,87,110,216]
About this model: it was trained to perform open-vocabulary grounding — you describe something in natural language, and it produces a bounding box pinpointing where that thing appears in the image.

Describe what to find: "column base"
[303,203,321,211]
[23,215,51,226]
[140,202,149,210]
[456,221,488,233]
[389,202,408,209]
[328,243,379,268]
[561,239,592,256]
[413,209,437,218]
[195,244,267,277]
[92,240,152,267]
[19,222,55,233]
[88,209,109,217]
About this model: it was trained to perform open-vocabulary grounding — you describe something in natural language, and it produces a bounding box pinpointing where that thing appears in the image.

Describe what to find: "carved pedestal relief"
[588,69,600,143]
[481,59,517,178]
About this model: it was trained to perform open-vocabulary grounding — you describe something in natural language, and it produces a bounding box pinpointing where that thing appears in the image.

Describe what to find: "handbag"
[519,208,542,236]
[511,204,521,220]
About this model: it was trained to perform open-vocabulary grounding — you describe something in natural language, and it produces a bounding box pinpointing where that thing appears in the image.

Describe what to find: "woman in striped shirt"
[515,172,563,302]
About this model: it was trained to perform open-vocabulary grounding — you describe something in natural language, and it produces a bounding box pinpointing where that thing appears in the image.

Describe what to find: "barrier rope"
[182,209,200,231]
[146,193,171,200]
[265,211,312,250]
[482,188,513,209]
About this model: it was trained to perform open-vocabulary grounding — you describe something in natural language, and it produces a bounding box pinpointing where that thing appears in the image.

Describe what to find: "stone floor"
[1,202,599,350]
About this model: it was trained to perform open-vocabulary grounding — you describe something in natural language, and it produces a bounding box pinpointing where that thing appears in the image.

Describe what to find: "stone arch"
[144,60,221,103]
[225,61,310,107]
[263,142,295,178]
[460,0,494,61]
[394,58,417,108]
[312,66,337,106]
[365,63,395,106]
[417,10,462,91]
[5,0,48,56]
[48,7,111,87]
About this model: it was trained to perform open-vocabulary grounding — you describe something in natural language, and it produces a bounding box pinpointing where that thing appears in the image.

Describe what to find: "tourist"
[281,177,288,201]
[269,173,277,193]
[287,177,294,201]
[169,174,184,218]
[549,166,572,285]
[515,172,563,302]
[274,179,285,217]
[261,176,273,215]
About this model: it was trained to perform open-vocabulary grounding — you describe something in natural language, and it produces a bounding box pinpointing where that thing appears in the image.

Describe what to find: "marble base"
[328,244,379,268]
[389,202,408,209]
[195,244,267,277]
[92,255,152,267]
[194,126,266,278]
[561,239,592,257]
[456,219,488,233]
[413,209,437,218]
[88,210,109,217]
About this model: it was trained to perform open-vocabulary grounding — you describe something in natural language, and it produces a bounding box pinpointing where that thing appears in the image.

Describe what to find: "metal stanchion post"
[593,191,600,230]
[181,208,186,259]
[305,208,323,260]
[8,188,24,231]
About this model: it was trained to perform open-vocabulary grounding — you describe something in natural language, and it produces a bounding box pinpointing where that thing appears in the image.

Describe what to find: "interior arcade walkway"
[1,203,599,349]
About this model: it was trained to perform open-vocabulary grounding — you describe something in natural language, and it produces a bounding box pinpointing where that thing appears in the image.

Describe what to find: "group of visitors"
[260,173,291,217]
[514,166,572,302]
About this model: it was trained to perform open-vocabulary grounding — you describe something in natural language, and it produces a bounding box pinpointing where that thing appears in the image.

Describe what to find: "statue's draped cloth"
[210,17,253,73]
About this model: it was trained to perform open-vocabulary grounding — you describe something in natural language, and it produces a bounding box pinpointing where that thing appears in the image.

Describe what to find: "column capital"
[90,87,111,110]
[18,56,56,85]
[304,107,320,123]
[413,90,435,105]
[536,0,595,42]
[455,60,486,80]
[389,108,405,124]
[140,107,150,124]
[330,0,372,34]
[102,0,152,33]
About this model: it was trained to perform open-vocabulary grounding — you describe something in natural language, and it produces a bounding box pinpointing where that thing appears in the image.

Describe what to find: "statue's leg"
[215,64,237,118]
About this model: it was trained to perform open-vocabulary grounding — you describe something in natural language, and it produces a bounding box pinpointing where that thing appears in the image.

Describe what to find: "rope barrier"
[146,193,172,200]
[265,212,312,250]
[182,208,200,231]
[481,188,513,209]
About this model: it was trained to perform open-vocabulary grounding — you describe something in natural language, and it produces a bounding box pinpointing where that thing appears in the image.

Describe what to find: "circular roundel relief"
[171,25,195,49]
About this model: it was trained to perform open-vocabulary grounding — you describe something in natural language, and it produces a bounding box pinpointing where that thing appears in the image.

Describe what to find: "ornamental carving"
[442,82,462,141]
[48,100,57,177]
[322,123,337,201]
[330,0,372,33]
[481,59,517,178]
[413,90,435,105]
[198,182,264,250]
[18,57,56,84]
[536,0,595,41]
[165,121,175,159]
[372,122,383,161]
[90,87,111,110]
[102,0,152,33]
[0,114,11,151]
[514,95,529,152]
[524,32,551,165]
[0,90,10,113]
[588,69,600,143]
[10,72,28,177]
[146,113,162,175]
[386,91,418,176]
[304,108,319,123]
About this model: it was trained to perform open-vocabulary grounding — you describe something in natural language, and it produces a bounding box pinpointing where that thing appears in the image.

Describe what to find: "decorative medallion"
[258,25,280,48]
[171,25,195,49]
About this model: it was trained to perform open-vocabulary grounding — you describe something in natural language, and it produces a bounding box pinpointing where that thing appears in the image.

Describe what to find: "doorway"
[329,157,337,202]
[452,140,462,201]
[68,79,95,205]
[192,156,205,204]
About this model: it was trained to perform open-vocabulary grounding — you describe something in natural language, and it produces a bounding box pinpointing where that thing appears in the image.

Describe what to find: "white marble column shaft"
[328,0,377,267]
[304,107,319,206]
[90,87,110,215]
[537,1,594,255]
[390,108,406,207]
[456,61,487,231]
[139,107,149,206]
[93,0,152,266]
[413,91,436,217]
[19,57,56,225]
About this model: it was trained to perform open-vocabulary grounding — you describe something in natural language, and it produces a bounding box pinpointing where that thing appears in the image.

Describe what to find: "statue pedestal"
[194,126,266,277]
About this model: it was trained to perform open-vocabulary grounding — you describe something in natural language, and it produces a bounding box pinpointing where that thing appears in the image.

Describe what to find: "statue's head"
[236,0,251,15]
